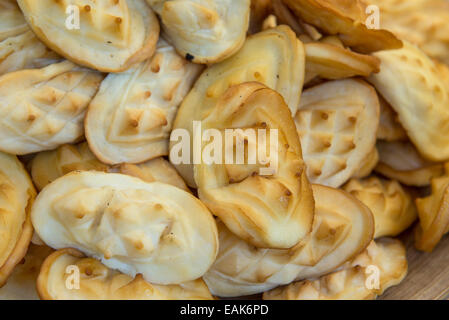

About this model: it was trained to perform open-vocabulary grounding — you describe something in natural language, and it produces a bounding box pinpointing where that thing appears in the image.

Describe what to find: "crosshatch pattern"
[0,61,103,155]
[85,40,202,164]
[295,79,379,188]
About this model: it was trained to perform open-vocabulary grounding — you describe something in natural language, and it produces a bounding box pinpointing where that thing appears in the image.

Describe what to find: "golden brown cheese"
[264,239,407,300]
[344,177,417,238]
[0,61,104,155]
[31,171,218,285]
[148,0,250,63]
[85,39,202,165]
[37,249,214,300]
[204,185,374,297]
[282,0,402,53]
[170,25,305,187]
[18,0,160,72]
[295,79,380,188]
[195,82,314,249]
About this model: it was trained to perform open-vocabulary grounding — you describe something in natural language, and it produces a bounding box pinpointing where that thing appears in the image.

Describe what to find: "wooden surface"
[380,227,449,300]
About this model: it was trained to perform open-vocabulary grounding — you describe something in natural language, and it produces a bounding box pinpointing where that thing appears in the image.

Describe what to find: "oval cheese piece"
[294,79,380,188]
[369,42,449,162]
[85,39,202,165]
[282,0,402,53]
[204,185,374,297]
[17,0,160,72]
[263,239,408,300]
[0,61,104,155]
[31,171,218,285]
[147,0,250,64]
[37,249,214,300]
[31,142,110,191]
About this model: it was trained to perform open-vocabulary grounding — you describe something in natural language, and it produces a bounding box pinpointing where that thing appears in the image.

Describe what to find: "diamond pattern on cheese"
[369,42,449,162]
[195,82,314,249]
[86,39,202,164]
[30,142,110,191]
[295,79,379,188]
[31,171,218,285]
[0,61,103,155]
[344,177,417,238]
[204,185,374,297]
[18,0,160,72]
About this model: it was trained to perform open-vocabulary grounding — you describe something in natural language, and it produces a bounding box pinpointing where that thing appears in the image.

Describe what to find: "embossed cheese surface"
[147,0,250,64]
[86,39,202,165]
[264,239,408,300]
[30,142,191,192]
[204,185,374,297]
[369,42,449,162]
[17,0,160,72]
[0,61,104,155]
[295,79,380,188]
[282,0,402,53]
[37,249,214,300]
[30,143,110,191]
[195,82,314,249]
[171,25,305,187]
[344,177,417,238]
[31,171,218,285]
